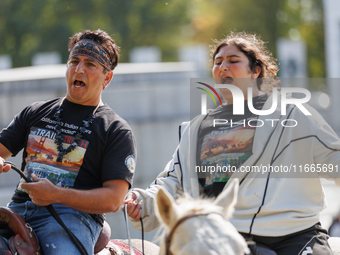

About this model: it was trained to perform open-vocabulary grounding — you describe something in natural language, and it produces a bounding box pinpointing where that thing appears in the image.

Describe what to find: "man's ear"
[103,70,113,89]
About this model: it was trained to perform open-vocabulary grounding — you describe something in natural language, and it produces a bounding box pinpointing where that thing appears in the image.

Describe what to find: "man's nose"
[75,61,85,74]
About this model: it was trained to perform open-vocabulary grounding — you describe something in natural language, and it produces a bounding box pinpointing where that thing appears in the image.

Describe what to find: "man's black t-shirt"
[0,98,136,223]
[197,94,267,197]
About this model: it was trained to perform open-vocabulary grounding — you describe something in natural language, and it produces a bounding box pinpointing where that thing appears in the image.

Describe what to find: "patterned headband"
[69,39,112,70]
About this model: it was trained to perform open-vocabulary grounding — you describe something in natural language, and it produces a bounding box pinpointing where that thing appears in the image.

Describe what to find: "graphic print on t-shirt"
[18,126,89,190]
[200,120,255,186]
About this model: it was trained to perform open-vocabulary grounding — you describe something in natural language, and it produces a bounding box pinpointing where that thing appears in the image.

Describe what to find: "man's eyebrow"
[69,56,97,63]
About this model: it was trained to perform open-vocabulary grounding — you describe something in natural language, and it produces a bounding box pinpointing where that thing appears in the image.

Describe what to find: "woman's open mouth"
[220,77,233,84]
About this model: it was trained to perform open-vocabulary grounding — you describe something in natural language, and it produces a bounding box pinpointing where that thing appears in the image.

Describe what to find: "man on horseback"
[124,32,337,254]
[0,29,136,255]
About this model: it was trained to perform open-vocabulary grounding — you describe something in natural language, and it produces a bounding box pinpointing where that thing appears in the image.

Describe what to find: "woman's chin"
[214,77,234,84]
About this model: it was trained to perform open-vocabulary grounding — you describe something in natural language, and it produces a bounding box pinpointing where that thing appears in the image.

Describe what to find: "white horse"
[155,179,340,255]
[155,179,250,255]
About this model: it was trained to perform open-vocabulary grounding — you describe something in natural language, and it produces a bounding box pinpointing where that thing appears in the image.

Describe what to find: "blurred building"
[323,0,340,130]
[277,39,307,79]
[324,0,340,79]
[0,55,12,70]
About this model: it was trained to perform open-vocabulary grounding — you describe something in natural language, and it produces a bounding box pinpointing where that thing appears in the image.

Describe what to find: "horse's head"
[155,179,250,255]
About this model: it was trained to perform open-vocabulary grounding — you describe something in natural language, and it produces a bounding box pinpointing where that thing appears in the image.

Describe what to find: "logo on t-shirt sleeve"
[125,155,135,172]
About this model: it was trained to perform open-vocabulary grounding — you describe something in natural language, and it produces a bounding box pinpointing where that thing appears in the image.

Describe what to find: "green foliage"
[277,0,325,77]
[190,0,324,78]
[0,0,192,66]
[0,0,325,78]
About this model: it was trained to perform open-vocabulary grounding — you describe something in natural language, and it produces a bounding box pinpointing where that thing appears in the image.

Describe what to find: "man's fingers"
[31,173,39,182]
[25,187,32,198]
[21,181,34,190]
[0,164,11,173]
[3,164,11,172]
[0,157,10,173]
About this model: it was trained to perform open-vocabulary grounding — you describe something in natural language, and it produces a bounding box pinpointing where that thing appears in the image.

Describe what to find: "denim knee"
[7,201,102,255]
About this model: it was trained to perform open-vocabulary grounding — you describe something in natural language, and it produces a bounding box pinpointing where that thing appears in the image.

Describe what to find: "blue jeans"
[8,201,102,255]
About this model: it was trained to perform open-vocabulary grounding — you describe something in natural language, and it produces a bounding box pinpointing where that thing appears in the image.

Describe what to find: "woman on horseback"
[124,31,336,254]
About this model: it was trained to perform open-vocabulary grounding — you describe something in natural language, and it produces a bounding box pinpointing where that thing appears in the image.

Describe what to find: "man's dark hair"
[68,29,120,71]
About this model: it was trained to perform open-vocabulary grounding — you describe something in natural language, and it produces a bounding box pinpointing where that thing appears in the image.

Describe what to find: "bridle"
[164,211,223,255]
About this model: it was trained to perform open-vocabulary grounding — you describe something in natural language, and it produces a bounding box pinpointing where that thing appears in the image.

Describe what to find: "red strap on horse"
[110,240,143,255]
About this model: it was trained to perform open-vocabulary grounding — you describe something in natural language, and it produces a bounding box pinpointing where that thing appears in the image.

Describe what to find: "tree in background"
[190,0,324,78]
[0,0,192,66]
[278,0,325,78]
[0,0,325,78]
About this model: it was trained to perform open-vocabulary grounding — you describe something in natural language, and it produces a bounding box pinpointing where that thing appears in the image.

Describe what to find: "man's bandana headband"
[69,39,112,70]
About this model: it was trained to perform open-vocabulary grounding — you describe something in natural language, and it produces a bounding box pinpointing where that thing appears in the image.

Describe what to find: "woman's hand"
[122,191,143,221]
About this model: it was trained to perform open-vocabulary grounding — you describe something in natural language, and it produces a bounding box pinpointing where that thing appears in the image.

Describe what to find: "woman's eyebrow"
[215,54,242,60]
[227,54,242,58]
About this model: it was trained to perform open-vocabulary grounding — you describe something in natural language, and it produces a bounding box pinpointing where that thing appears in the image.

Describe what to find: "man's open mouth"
[74,80,85,87]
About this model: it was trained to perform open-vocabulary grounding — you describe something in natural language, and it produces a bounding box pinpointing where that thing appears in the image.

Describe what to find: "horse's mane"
[175,193,227,216]
[154,193,228,243]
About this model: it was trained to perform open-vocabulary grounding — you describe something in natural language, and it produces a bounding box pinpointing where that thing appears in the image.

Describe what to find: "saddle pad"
[0,237,11,255]
[110,240,143,255]
[0,251,12,255]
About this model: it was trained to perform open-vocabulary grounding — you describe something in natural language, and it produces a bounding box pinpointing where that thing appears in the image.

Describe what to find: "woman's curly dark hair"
[211,31,280,92]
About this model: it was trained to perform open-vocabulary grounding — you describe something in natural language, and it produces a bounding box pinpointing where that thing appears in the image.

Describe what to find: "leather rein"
[164,211,223,255]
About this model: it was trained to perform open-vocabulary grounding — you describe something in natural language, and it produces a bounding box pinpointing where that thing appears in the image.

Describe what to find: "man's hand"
[21,173,59,206]
[122,192,142,221]
[0,144,13,173]
[0,157,11,174]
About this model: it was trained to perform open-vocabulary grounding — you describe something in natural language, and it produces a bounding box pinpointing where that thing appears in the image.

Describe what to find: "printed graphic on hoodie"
[200,119,255,186]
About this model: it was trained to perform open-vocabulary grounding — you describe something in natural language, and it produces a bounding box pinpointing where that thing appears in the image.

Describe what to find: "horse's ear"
[213,178,239,218]
[156,187,178,228]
